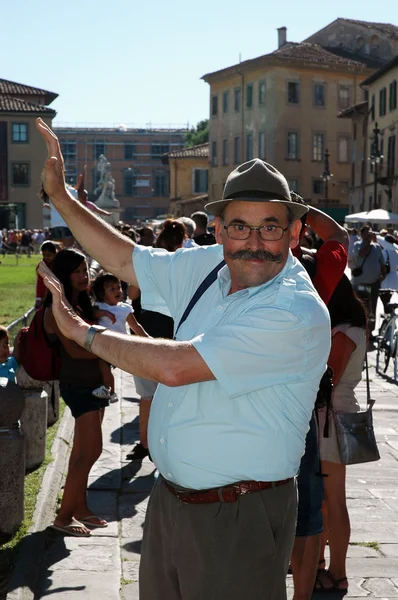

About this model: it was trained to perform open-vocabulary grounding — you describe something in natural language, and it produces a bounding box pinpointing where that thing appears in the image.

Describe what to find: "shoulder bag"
[333,350,380,465]
[351,246,372,278]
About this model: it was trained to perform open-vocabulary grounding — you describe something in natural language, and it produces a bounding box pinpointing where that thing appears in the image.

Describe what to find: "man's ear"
[289,220,302,249]
[215,217,223,245]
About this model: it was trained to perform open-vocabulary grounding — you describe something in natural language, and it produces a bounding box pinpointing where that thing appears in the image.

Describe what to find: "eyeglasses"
[223,223,290,241]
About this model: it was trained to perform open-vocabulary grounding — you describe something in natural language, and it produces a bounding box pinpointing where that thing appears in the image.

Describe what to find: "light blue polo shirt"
[133,243,331,490]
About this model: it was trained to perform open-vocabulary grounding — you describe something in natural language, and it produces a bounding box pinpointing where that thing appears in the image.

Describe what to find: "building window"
[193,169,209,194]
[370,34,380,53]
[387,135,396,178]
[94,142,105,159]
[151,143,169,159]
[246,133,253,161]
[223,91,229,113]
[287,179,298,192]
[313,83,325,107]
[390,80,397,111]
[123,169,137,196]
[124,143,136,160]
[222,139,229,165]
[234,136,240,164]
[60,140,76,160]
[380,87,387,117]
[338,85,351,110]
[153,170,168,196]
[355,36,364,50]
[65,165,77,185]
[338,135,350,162]
[246,83,253,108]
[312,133,324,161]
[371,95,375,121]
[211,141,217,166]
[12,162,29,185]
[12,123,28,143]
[211,95,218,117]
[259,81,266,105]
[287,132,299,159]
[234,87,241,112]
[259,132,266,160]
[339,181,349,196]
[312,179,324,195]
[287,81,299,104]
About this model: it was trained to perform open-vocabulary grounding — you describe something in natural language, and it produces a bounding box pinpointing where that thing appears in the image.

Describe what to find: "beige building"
[340,55,398,214]
[202,19,398,222]
[0,78,57,228]
[162,143,209,216]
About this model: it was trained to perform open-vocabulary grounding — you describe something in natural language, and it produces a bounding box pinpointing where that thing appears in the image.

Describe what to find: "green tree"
[185,119,209,147]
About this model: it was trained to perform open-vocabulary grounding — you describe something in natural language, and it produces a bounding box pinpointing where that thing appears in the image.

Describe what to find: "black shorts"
[50,226,73,240]
[60,382,108,419]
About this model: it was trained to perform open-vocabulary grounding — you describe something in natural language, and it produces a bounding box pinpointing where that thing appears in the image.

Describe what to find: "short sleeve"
[332,324,365,349]
[191,306,325,398]
[133,245,174,313]
[313,241,348,305]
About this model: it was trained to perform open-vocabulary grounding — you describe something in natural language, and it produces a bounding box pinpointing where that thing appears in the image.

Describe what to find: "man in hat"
[36,117,330,600]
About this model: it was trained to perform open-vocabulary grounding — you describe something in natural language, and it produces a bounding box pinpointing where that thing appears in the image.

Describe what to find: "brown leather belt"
[164,477,293,504]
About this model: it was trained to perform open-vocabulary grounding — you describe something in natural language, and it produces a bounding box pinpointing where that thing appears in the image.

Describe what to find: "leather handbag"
[333,351,380,465]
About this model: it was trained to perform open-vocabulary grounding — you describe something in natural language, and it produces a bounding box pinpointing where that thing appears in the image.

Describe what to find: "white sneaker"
[92,385,111,399]
[109,393,119,404]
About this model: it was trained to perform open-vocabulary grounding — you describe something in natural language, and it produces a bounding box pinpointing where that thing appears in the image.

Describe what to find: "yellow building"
[162,143,209,216]
[361,57,398,213]
[0,78,57,228]
[202,33,377,221]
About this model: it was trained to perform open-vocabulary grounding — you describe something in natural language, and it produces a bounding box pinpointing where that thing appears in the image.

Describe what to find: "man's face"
[215,201,300,293]
[361,228,372,243]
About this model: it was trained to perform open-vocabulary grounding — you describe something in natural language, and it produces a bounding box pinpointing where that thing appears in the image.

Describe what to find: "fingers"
[36,118,64,168]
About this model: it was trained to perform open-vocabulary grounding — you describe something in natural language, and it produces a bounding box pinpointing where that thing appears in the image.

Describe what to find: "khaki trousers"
[139,476,297,600]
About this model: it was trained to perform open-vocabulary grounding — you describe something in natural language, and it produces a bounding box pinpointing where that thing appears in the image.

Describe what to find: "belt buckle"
[238,482,251,495]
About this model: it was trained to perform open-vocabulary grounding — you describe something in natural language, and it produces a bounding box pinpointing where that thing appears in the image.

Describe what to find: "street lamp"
[322,149,333,212]
[369,122,383,210]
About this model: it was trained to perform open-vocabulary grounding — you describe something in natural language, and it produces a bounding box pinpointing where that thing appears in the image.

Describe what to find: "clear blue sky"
[1,0,394,128]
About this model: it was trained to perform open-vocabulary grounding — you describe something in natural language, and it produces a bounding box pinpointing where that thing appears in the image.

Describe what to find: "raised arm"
[305,206,348,248]
[36,118,138,285]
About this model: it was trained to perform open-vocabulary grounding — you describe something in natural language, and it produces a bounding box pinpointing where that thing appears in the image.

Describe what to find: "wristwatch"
[84,325,107,352]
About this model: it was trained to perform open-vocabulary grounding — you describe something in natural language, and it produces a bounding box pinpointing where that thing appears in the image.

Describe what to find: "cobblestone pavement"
[7,353,398,599]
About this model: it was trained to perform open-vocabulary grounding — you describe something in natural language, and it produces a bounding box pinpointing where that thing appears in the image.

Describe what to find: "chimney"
[277,26,287,48]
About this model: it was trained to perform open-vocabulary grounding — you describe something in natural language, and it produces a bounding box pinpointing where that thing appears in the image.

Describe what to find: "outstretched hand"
[37,262,87,343]
[36,118,66,199]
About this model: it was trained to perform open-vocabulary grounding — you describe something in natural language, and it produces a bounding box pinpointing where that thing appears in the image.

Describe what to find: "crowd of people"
[1,115,398,600]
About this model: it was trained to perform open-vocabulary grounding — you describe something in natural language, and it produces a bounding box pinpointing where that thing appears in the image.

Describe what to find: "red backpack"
[18,307,61,381]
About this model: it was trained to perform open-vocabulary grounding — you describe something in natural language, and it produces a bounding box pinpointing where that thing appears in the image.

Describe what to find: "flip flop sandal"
[329,575,349,594]
[313,569,334,594]
[77,515,108,528]
[50,518,91,537]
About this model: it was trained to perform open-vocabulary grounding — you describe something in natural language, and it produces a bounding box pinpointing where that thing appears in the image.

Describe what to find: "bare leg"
[140,397,153,448]
[55,410,104,530]
[322,460,349,588]
[291,534,321,600]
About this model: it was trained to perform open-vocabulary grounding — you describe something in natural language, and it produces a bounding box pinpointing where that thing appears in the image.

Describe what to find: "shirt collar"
[217,251,295,298]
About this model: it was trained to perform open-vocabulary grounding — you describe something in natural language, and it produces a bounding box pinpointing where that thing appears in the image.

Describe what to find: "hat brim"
[204,198,309,220]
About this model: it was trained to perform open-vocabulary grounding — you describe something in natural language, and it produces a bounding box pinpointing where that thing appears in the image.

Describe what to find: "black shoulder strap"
[175,260,225,337]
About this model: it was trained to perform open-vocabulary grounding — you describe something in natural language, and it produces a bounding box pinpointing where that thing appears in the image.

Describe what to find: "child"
[36,241,58,308]
[0,326,18,383]
[91,273,148,402]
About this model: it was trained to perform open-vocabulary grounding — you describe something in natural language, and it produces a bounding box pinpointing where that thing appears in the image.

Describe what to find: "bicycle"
[376,292,398,381]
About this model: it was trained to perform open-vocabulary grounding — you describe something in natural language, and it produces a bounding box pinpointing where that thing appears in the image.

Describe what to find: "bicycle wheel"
[376,318,392,373]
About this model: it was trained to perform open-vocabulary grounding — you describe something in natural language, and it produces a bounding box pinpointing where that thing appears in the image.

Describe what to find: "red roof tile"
[0,78,58,104]
[272,42,365,68]
[0,95,56,114]
[167,143,209,159]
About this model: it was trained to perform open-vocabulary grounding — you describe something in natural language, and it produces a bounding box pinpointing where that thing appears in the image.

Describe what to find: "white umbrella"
[345,209,398,224]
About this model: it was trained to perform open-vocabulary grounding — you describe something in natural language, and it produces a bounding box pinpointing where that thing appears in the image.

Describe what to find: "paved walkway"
[6,356,398,599]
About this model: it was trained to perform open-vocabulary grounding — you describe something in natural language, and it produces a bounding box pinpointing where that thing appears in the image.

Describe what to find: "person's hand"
[36,118,66,199]
[37,261,88,343]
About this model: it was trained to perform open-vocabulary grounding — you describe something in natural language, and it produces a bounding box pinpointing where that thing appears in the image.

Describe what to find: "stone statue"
[94,154,120,209]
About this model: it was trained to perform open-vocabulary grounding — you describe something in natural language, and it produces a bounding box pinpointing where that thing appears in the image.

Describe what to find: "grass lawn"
[0,254,39,325]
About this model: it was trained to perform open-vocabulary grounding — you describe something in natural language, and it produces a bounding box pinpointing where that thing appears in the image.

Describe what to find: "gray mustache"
[226,249,284,262]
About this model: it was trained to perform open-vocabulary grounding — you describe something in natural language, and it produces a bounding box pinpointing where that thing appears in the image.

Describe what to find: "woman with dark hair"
[315,274,367,593]
[43,248,108,536]
[155,219,185,252]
